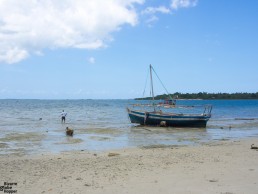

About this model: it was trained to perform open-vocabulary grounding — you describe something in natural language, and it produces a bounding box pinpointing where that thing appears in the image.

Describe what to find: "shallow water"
[0,99,258,155]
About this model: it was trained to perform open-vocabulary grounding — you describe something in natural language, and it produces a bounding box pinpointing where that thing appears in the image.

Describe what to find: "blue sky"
[0,0,257,99]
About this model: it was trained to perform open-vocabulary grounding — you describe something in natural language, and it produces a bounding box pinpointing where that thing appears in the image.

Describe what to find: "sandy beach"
[1,138,258,194]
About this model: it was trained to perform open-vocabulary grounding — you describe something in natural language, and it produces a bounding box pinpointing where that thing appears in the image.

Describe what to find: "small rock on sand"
[108,153,120,157]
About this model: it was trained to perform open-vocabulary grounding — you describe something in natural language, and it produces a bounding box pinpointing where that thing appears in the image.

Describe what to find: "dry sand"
[1,138,258,194]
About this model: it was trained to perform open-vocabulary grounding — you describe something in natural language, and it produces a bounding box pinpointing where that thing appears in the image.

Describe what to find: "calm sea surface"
[0,99,258,155]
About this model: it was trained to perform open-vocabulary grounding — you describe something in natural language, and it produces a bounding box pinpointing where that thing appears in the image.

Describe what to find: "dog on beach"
[160,121,166,127]
[66,127,74,136]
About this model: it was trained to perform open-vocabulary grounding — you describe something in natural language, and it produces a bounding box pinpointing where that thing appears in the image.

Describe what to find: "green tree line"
[135,92,258,100]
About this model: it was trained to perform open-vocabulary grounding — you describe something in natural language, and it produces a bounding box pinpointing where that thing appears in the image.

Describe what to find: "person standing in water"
[60,110,67,123]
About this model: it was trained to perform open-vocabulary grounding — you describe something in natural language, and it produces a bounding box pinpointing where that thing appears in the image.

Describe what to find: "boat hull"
[127,109,210,128]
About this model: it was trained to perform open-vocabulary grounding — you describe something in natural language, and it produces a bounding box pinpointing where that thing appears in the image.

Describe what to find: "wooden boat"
[127,65,212,127]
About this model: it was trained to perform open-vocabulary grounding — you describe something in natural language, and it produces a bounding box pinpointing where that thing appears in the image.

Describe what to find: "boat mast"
[150,64,156,111]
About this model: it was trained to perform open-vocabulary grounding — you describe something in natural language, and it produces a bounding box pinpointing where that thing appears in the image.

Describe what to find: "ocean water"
[0,99,258,155]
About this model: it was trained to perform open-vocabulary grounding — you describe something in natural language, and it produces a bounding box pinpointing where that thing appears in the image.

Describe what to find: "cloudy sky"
[0,0,257,99]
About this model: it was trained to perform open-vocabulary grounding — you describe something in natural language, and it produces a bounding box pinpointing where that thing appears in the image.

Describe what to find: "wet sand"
[0,138,258,194]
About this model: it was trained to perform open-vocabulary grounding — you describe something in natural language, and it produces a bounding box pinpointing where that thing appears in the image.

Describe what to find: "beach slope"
[1,138,258,194]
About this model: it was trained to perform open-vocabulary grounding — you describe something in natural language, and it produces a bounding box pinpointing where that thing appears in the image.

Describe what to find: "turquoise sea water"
[0,99,258,155]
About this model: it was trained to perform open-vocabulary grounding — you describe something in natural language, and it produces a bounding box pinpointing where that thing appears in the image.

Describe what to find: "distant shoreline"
[135,98,258,100]
[135,92,258,100]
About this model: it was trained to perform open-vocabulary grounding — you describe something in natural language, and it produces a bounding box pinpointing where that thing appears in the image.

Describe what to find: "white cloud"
[34,50,44,56]
[0,47,29,64]
[0,0,144,64]
[147,15,159,23]
[171,0,198,10]
[141,6,170,26]
[142,6,170,15]
[88,57,95,64]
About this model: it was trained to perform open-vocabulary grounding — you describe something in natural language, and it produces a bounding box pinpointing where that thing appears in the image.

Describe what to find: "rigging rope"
[151,66,174,101]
